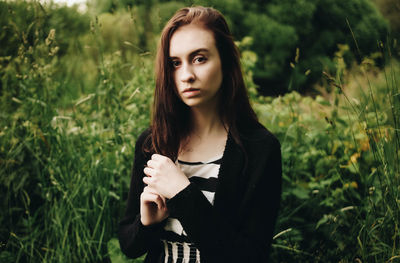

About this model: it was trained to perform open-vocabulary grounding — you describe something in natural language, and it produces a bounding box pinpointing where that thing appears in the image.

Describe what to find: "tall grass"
[1,2,152,262]
[332,33,400,261]
[254,43,400,261]
[343,48,400,262]
[1,1,400,262]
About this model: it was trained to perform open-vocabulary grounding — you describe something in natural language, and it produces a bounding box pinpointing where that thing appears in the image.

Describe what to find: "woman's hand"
[140,186,169,226]
[143,154,190,199]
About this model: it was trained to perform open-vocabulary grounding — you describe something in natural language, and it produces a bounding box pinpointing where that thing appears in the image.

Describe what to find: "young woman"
[118,6,282,263]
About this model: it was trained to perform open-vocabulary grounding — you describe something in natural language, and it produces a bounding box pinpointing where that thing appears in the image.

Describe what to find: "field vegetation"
[1,0,399,262]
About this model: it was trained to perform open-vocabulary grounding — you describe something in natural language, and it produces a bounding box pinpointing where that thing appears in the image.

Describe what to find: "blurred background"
[1,0,399,262]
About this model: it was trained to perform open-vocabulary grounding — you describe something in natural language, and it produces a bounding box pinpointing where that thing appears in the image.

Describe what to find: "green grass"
[1,1,399,262]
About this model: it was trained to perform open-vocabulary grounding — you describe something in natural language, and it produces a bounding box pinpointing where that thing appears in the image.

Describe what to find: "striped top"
[160,155,222,263]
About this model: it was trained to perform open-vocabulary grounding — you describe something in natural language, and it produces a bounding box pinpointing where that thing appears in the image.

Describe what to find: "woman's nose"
[180,63,195,83]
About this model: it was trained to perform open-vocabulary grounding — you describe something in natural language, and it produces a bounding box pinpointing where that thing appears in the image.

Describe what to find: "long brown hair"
[145,6,259,160]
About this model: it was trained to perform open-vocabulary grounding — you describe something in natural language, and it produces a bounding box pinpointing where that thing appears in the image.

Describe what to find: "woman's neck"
[189,104,226,139]
[178,104,228,162]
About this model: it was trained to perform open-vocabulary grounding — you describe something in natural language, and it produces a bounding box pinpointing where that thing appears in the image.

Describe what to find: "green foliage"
[253,53,400,261]
[0,1,90,58]
[244,13,297,82]
[150,1,186,33]
[1,1,399,262]
[89,0,389,93]
[254,91,370,261]
[373,0,400,58]
[1,1,152,262]
[374,0,400,37]
[260,0,389,93]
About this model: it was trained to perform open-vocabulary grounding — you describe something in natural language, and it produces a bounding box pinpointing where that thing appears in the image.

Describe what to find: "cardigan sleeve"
[118,129,164,258]
[166,136,282,262]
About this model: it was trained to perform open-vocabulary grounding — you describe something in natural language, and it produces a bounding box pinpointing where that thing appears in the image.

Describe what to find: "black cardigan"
[118,125,282,262]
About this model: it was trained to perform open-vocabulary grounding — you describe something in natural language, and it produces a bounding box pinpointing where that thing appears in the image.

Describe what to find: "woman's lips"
[183,88,200,97]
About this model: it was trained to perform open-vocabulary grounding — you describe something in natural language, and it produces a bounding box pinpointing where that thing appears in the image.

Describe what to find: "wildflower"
[45,29,56,46]
[350,181,358,189]
[369,186,375,195]
[49,46,59,56]
[350,153,360,164]
[360,140,370,151]
[344,181,358,189]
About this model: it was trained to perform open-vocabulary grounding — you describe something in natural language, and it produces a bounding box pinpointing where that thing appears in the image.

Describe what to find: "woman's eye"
[171,60,181,68]
[194,56,207,64]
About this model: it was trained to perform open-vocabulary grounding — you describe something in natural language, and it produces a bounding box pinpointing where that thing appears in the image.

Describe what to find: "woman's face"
[169,23,223,109]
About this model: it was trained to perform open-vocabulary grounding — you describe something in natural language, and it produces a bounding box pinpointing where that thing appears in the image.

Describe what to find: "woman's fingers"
[143,175,152,185]
[143,186,167,206]
[151,153,165,161]
[143,167,155,177]
[146,155,171,171]
[143,154,189,199]
[141,191,164,209]
[143,185,158,195]
[146,159,157,168]
[143,185,152,193]
[143,173,161,187]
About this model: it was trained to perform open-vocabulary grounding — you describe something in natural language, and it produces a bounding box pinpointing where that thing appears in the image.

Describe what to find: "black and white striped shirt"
[160,155,222,263]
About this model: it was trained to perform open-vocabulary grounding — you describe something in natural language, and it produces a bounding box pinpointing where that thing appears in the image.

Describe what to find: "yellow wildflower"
[350,181,358,189]
[350,153,360,164]
[360,140,370,152]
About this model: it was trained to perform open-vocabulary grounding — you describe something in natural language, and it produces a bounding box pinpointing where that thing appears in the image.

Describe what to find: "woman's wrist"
[170,179,191,199]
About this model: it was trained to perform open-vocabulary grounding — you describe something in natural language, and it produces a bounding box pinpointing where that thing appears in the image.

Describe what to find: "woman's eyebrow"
[190,48,209,56]
[169,48,210,60]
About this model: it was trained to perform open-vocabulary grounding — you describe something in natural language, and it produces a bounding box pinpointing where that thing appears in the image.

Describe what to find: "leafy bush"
[253,52,400,261]
[87,0,389,93]
[166,0,389,93]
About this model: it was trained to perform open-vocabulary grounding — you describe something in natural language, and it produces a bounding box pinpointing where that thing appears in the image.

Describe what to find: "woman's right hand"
[140,186,169,226]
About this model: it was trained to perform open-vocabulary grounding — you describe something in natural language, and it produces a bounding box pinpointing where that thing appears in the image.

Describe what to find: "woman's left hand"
[143,154,190,199]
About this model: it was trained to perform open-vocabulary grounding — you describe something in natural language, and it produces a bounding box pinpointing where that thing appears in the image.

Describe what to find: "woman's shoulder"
[239,122,280,148]
[133,128,152,158]
[135,128,151,146]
